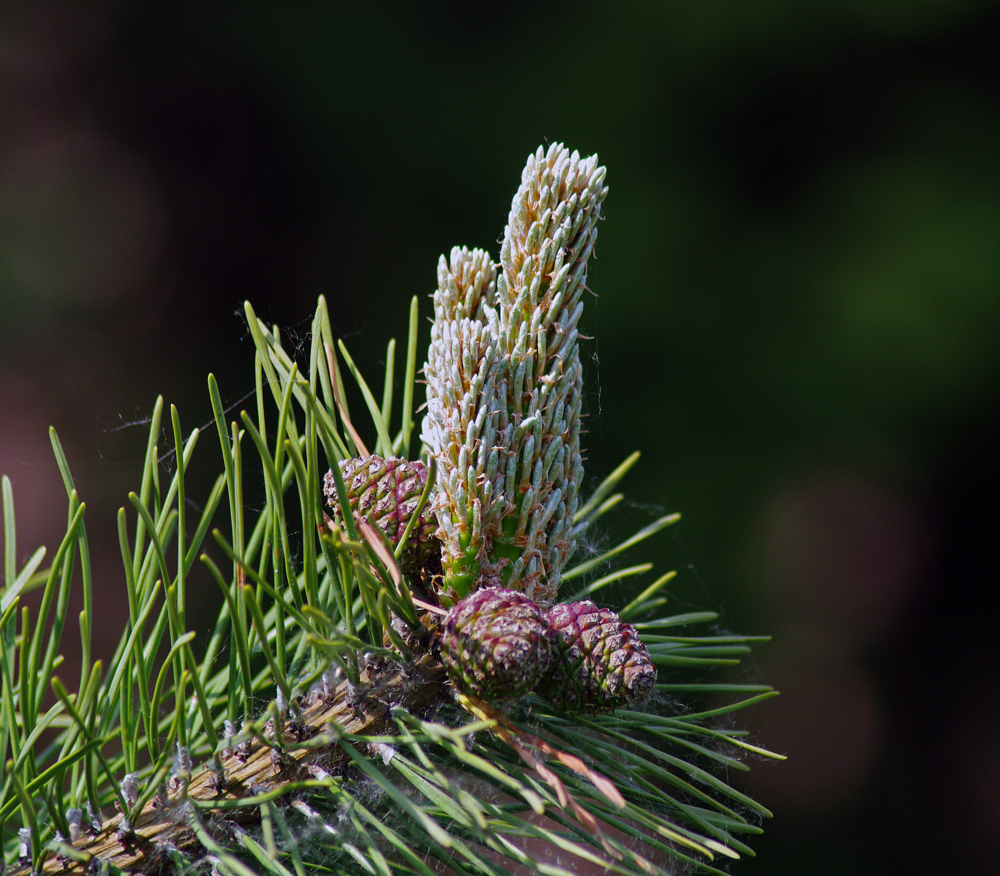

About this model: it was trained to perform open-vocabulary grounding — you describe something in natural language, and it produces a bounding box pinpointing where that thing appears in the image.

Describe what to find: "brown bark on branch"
[19,654,447,875]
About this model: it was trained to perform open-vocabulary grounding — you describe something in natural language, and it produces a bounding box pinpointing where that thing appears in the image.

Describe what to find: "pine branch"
[17,656,447,875]
[1,144,780,876]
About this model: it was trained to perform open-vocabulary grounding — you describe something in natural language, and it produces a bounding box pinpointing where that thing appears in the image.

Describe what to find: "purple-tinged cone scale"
[539,600,656,713]
[440,588,557,701]
[323,456,438,574]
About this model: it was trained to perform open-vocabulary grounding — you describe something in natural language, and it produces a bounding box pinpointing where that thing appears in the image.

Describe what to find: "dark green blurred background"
[2,2,998,873]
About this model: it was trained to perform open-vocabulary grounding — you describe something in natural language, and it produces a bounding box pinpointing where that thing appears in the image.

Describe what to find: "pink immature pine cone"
[439,587,557,702]
[538,600,657,713]
[323,456,438,574]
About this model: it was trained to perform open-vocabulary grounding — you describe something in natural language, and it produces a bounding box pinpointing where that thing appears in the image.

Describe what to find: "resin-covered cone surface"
[324,456,438,573]
[539,600,657,713]
[440,587,557,701]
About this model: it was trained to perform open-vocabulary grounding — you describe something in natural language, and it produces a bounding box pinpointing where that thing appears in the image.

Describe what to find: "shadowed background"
[2,2,998,873]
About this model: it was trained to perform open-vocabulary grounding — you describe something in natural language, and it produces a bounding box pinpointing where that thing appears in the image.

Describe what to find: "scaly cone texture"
[537,600,657,713]
[422,145,607,604]
[439,587,557,701]
[323,456,438,573]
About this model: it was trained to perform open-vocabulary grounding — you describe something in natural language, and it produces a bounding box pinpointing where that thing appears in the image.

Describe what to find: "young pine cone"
[323,456,438,574]
[537,601,656,713]
[439,588,557,701]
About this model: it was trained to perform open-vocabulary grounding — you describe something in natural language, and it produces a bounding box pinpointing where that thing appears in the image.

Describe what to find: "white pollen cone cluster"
[422,144,608,605]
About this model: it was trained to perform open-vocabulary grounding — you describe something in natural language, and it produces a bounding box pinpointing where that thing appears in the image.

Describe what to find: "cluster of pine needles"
[1,295,781,875]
